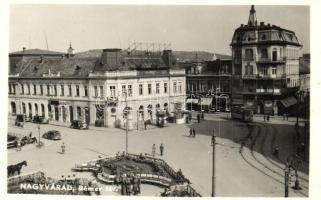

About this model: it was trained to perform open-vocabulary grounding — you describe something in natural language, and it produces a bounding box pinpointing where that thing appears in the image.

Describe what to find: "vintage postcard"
[3,1,317,199]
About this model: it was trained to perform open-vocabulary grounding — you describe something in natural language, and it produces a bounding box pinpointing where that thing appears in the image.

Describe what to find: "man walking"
[144,121,147,130]
[61,143,66,154]
[193,128,196,138]
[189,128,193,137]
[160,143,164,156]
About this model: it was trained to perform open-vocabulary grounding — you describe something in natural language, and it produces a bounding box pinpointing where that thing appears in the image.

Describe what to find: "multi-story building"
[181,56,232,112]
[230,5,302,115]
[8,47,186,129]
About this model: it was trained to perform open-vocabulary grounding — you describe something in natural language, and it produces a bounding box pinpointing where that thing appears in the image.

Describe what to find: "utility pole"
[125,91,128,154]
[37,124,41,147]
[284,163,290,197]
[211,130,216,197]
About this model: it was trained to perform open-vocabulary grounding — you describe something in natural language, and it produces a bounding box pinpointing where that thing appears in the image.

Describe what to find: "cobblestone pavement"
[7,114,309,197]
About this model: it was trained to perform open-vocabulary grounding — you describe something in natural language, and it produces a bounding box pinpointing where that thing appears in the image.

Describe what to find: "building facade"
[8,48,186,129]
[181,58,232,112]
[230,5,302,115]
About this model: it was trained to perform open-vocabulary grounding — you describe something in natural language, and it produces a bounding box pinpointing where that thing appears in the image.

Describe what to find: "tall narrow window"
[156,83,160,94]
[47,85,50,95]
[60,85,64,96]
[94,86,98,97]
[99,86,104,97]
[139,84,143,95]
[122,85,126,96]
[173,82,177,93]
[110,86,116,97]
[148,84,152,95]
[40,85,43,95]
[27,84,30,94]
[54,85,57,96]
[21,84,24,94]
[272,68,277,75]
[33,84,37,95]
[164,83,168,93]
[76,85,80,97]
[178,82,182,93]
[128,85,132,96]
[245,49,254,60]
[84,86,88,97]
[68,85,72,96]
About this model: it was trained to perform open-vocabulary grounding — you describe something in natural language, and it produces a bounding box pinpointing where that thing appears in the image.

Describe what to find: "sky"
[9,5,310,55]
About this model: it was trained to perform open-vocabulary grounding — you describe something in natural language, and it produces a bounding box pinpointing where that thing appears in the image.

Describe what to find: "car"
[70,120,89,130]
[15,114,26,127]
[7,134,18,149]
[32,115,49,124]
[42,130,61,140]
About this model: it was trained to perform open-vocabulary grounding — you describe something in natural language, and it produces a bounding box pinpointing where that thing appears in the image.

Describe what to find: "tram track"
[240,121,309,192]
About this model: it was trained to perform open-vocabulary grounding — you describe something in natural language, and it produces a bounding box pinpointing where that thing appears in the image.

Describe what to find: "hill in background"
[74,49,232,61]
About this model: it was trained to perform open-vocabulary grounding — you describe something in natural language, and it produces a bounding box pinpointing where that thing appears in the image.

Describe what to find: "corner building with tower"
[230,5,302,115]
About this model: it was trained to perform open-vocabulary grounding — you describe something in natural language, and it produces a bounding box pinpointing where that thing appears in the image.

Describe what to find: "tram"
[231,106,253,122]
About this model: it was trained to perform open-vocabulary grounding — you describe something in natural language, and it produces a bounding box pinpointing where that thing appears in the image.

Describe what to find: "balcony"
[243,74,286,80]
[256,57,286,64]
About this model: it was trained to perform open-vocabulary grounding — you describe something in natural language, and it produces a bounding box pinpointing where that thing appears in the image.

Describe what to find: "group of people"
[152,143,164,157]
[189,128,196,137]
[119,174,141,195]
[263,114,270,122]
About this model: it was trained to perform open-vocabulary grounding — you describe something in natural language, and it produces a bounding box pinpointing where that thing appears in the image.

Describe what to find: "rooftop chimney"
[22,47,26,52]
[162,50,174,68]
[100,48,123,66]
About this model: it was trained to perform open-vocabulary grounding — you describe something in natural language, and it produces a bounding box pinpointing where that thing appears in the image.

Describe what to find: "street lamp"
[123,91,129,155]
[37,124,41,147]
[211,129,216,197]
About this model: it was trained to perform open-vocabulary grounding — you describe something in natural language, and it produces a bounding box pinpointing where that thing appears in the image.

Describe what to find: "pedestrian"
[152,144,156,157]
[29,131,32,138]
[197,114,201,123]
[267,115,270,122]
[188,113,192,121]
[193,128,196,138]
[189,128,193,137]
[263,115,266,122]
[286,113,289,120]
[273,145,279,156]
[160,143,164,156]
[61,143,66,154]
[144,121,147,130]
[16,139,21,151]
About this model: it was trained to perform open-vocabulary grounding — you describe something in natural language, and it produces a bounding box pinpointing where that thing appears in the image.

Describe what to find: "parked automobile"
[7,134,18,149]
[32,115,49,124]
[42,130,61,140]
[70,120,89,130]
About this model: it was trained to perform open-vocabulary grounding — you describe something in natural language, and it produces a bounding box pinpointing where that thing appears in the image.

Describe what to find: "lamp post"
[211,129,216,197]
[37,124,41,147]
[123,91,129,155]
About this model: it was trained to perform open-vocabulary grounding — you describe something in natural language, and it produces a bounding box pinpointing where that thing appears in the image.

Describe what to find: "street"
[7,113,309,197]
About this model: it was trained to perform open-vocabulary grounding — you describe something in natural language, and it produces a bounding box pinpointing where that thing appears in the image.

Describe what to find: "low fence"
[72,153,201,197]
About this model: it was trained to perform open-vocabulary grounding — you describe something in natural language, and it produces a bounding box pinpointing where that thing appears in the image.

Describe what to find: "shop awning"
[280,96,297,108]
[199,98,213,106]
[186,98,199,104]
